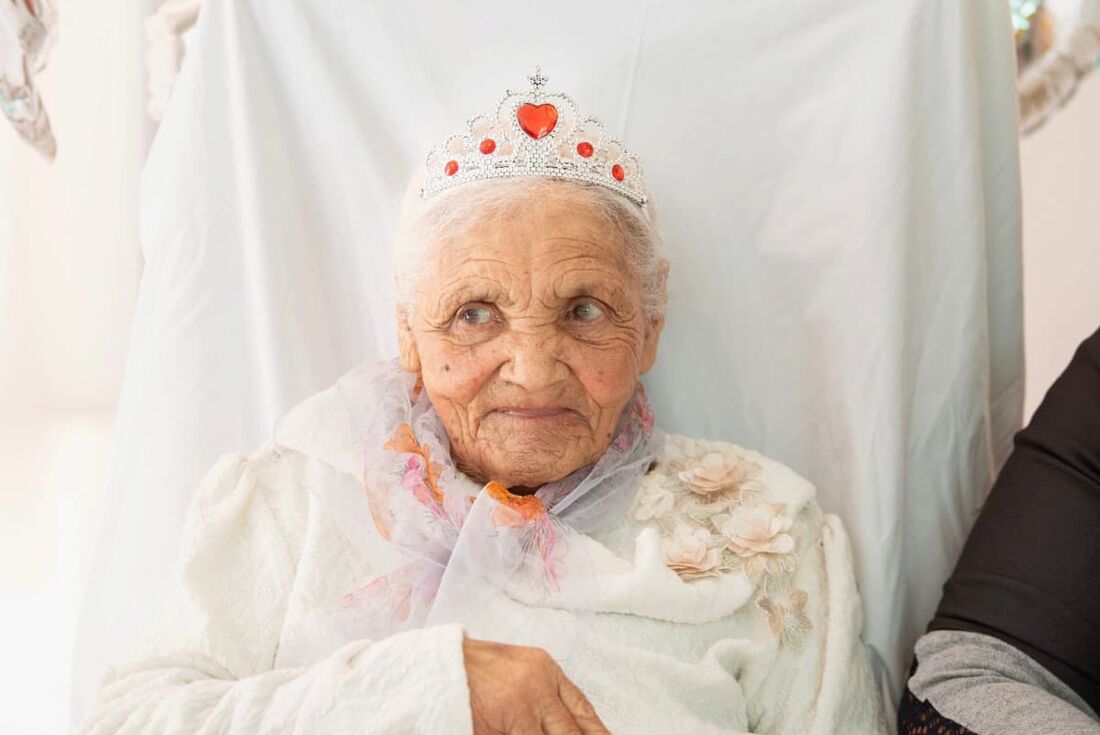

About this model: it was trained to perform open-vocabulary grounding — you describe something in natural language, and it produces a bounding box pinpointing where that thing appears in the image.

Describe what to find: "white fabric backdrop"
[73,0,1024,722]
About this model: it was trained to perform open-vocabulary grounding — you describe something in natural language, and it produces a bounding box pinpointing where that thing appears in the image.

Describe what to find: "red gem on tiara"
[576,141,594,158]
[611,164,625,181]
[516,103,558,139]
[479,138,496,154]
[444,160,459,176]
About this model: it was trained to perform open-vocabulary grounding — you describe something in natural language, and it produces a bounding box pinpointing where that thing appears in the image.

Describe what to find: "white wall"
[1020,75,1100,417]
[0,1,149,732]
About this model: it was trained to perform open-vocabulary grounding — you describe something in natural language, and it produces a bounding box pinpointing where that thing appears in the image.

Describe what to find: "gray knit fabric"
[910,630,1100,734]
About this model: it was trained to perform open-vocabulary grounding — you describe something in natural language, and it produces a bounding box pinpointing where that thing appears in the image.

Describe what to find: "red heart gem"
[516,103,558,139]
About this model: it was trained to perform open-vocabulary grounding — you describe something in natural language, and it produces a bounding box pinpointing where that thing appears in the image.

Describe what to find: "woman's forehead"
[431,197,627,274]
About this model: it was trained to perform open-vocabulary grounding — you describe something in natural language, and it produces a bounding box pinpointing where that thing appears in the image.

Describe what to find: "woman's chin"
[474,450,593,491]
[458,414,607,489]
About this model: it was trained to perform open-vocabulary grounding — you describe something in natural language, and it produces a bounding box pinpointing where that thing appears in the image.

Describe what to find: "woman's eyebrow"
[433,289,479,316]
[431,278,507,314]
[554,279,629,305]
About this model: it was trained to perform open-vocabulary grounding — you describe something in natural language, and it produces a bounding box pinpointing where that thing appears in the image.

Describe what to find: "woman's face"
[399,191,663,490]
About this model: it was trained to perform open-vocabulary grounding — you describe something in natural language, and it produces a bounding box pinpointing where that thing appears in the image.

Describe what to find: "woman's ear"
[640,261,669,374]
[396,305,421,373]
[641,314,664,374]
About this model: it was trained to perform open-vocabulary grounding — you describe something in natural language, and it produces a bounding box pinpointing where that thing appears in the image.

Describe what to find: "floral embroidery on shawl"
[660,524,724,579]
[612,388,656,452]
[756,587,812,649]
[364,422,447,540]
[634,442,813,649]
[485,480,560,588]
[678,452,757,497]
[485,480,547,525]
[714,502,797,579]
[383,423,444,503]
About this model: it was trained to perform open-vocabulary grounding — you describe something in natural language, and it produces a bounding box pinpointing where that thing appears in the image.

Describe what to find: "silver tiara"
[419,68,648,206]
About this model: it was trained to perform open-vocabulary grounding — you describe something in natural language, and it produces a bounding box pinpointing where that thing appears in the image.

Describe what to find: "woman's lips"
[493,407,573,419]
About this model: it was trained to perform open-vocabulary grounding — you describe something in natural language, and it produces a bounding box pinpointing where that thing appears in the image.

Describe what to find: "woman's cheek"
[419,336,497,403]
[567,339,640,405]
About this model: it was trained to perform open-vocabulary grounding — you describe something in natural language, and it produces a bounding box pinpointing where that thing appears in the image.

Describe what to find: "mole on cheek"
[443,364,450,372]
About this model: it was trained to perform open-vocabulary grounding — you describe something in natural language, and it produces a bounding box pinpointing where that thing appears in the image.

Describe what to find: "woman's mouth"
[493,406,573,419]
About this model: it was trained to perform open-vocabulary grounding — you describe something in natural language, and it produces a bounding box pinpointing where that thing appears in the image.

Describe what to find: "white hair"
[392,173,669,321]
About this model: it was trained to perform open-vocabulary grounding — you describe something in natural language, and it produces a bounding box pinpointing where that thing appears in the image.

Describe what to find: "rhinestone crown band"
[419,68,648,207]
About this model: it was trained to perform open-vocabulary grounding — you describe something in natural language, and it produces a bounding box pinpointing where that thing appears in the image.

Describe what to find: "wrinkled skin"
[463,637,610,735]
[397,189,663,732]
[398,192,664,491]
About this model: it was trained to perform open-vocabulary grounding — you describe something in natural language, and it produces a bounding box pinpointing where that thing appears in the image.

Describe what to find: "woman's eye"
[569,301,605,322]
[458,305,495,326]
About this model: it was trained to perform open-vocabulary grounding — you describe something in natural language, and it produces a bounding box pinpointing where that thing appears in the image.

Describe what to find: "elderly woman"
[83,71,885,734]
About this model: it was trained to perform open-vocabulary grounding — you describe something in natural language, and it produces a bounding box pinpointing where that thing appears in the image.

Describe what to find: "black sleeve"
[897,674,976,735]
[928,325,1100,714]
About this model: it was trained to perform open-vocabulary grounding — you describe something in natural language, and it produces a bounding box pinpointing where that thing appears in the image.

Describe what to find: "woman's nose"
[497,328,567,391]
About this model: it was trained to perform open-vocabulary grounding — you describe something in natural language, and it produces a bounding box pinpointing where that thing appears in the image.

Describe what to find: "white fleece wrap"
[81,386,887,734]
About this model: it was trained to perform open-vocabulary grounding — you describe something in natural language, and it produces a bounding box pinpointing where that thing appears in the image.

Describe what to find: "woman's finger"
[557,676,610,735]
[539,700,583,735]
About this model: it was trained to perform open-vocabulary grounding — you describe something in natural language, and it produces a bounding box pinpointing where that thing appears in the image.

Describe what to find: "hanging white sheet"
[73,0,1023,722]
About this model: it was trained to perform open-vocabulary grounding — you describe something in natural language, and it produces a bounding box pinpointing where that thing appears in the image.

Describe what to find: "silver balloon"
[0,0,57,159]
[1015,0,1100,134]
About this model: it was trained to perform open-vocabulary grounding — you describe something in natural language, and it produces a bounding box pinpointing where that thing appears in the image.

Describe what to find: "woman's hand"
[463,637,610,735]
